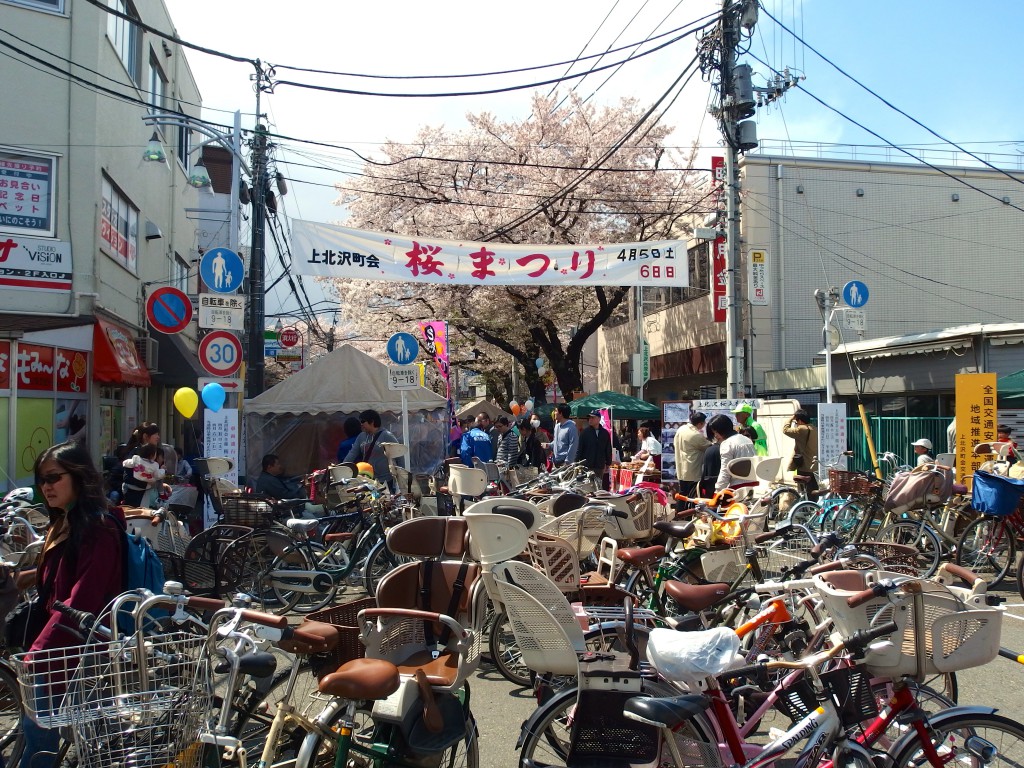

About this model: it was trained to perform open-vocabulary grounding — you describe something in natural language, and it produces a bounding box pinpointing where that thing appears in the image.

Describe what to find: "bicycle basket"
[220,494,276,527]
[567,689,660,765]
[971,470,1024,517]
[829,469,879,497]
[306,596,376,679]
[814,573,1002,677]
[775,665,878,727]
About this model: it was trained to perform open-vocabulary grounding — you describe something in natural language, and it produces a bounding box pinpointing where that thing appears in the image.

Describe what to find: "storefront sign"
[0,340,10,390]
[16,342,55,391]
[955,373,997,488]
[0,235,72,291]
[56,348,89,393]
[748,247,769,306]
[291,220,688,287]
[0,149,55,237]
[710,156,727,323]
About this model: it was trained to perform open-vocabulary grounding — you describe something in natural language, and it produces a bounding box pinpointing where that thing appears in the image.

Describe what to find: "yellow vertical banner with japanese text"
[955,373,997,488]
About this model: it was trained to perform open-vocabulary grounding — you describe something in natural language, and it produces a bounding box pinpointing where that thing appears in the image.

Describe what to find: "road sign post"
[387,364,419,461]
[199,331,243,377]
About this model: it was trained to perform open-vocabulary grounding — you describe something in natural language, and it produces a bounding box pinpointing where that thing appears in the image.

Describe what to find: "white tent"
[455,398,513,423]
[244,344,448,477]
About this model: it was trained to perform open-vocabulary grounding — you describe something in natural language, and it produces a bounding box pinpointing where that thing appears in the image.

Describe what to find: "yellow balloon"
[173,387,199,418]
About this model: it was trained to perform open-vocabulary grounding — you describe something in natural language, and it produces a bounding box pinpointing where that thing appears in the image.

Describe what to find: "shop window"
[176,111,191,173]
[107,0,141,85]
[174,253,189,292]
[907,395,939,417]
[879,397,906,417]
[2,0,64,12]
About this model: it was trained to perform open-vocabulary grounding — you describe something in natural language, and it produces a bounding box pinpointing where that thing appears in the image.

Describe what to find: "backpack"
[104,512,167,631]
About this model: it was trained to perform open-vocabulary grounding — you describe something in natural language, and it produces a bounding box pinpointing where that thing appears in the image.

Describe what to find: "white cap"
[912,438,933,450]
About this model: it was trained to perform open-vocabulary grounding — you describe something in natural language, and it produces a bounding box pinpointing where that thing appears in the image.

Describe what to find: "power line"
[545,0,621,100]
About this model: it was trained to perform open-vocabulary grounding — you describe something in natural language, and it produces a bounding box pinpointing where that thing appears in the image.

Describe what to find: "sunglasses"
[39,471,69,486]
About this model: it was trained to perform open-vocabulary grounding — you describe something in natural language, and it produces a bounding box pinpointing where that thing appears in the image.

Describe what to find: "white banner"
[203,407,239,528]
[816,403,848,474]
[748,247,769,306]
[290,220,688,287]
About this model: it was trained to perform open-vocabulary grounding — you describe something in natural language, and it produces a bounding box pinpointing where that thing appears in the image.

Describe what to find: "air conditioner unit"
[134,336,159,372]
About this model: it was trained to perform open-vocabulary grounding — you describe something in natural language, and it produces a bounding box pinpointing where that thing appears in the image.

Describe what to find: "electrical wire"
[546,0,621,100]
[760,5,1024,190]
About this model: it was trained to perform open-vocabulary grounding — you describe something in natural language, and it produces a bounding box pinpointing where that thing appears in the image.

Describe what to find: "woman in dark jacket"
[20,441,124,765]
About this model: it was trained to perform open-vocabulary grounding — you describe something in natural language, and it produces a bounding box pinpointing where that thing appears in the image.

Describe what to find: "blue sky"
[162,0,1024,319]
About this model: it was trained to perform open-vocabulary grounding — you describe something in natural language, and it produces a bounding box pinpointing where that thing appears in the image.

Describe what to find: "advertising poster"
[203,407,239,528]
[660,401,692,481]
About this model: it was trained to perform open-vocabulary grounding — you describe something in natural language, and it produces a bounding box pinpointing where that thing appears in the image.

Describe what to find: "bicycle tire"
[488,610,531,687]
[890,711,1024,768]
[0,662,23,767]
[955,515,1016,588]
[296,695,478,768]
[874,520,942,577]
[624,566,659,613]
[519,679,712,768]
[787,500,823,531]
[221,529,298,614]
[829,499,865,535]
[768,487,802,523]
[362,539,408,597]
[270,542,337,614]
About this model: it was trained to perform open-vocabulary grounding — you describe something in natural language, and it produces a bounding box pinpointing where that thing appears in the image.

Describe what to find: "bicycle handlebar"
[846,579,899,608]
[239,609,289,628]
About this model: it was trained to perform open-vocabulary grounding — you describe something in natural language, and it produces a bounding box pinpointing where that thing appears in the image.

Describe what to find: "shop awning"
[93,318,151,387]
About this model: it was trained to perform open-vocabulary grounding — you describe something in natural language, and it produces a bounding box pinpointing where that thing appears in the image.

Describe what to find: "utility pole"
[247,61,272,399]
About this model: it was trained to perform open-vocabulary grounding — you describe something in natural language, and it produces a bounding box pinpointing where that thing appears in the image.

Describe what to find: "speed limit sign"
[199,331,243,377]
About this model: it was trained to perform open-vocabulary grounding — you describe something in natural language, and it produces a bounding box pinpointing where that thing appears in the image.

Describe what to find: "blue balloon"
[535,357,544,369]
[202,382,226,413]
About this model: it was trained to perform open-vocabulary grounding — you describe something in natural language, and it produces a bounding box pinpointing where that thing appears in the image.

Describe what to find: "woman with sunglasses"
[18,441,124,766]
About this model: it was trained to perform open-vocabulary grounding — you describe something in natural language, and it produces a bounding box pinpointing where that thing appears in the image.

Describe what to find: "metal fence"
[844,417,951,472]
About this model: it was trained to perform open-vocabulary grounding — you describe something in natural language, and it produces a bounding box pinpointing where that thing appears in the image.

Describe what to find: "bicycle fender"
[886,705,998,758]
[516,687,578,750]
[295,697,348,766]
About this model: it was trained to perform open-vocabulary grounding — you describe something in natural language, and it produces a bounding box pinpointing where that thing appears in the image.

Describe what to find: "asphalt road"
[469,590,1024,768]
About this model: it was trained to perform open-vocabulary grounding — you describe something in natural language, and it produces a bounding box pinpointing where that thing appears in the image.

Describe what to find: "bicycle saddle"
[653,520,696,540]
[616,545,666,568]
[319,657,401,700]
[663,580,730,613]
[623,692,711,729]
[286,518,320,534]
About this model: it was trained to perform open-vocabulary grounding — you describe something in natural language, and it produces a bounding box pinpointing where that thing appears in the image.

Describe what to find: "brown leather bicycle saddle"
[663,580,730,612]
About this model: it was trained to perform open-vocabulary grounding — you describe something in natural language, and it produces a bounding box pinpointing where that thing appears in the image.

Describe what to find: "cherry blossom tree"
[323,93,702,403]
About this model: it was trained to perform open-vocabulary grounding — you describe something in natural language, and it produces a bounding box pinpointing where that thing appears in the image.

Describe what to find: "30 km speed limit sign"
[199,331,243,377]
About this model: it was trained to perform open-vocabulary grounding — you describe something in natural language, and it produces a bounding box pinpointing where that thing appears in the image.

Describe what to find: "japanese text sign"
[748,247,769,306]
[0,235,72,291]
[816,403,848,472]
[291,220,688,287]
[0,150,55,237]
[203,408,239,528]
[56,348,89,393]
[16,342,55,391]
[0,341,9,390]
[710,156,727,323]
[955,373,997,489]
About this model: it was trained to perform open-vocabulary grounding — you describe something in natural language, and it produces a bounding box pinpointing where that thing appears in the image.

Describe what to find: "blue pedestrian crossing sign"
[843,280,869,308]
[200,247,245,294]
[387,332,419,365]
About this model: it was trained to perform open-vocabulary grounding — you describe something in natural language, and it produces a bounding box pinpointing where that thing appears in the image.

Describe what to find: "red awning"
[93,318,151,387]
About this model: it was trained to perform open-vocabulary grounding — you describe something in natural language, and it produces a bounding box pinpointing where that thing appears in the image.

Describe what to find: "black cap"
[589,410,602,417]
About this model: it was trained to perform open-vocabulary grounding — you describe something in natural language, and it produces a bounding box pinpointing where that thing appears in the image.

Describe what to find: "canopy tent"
[998,370,1024,401]
[244,344,448,477]
[455,398,513,422]
[567,390,661,420]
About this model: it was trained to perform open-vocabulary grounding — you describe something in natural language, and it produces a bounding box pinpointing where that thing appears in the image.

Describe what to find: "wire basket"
[220,494,276,527]
[306,597,376,679]
[775,665,878,727]
[814,575,1002,677]
[829,469,880,497]
[12,631,209,734]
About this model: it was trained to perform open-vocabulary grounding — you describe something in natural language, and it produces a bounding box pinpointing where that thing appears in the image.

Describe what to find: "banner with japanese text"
[291,220,688,287]
[710,156,727,322]
[955,373,997,489]
[203,407,239,528]
[816,403,848,474]
[419,321,457,442]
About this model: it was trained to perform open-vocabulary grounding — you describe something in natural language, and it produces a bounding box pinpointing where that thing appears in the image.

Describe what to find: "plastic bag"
[646,626,741,684]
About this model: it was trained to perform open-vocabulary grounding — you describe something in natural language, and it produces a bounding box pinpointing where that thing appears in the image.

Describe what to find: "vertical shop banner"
[748,248,769,306]
[15,398,53,484]
[710,156,727,323]
[661,401,693,481]
[955,373,998,489]
[816,403,848,473]
[55,348,89,393]
[203,408,239,528]
[420,320,456,441]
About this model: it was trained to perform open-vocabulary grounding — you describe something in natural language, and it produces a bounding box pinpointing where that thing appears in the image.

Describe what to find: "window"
[174,253,189,293]
[147,52,166,112]
[2,0,64,12]
[100,176,138,273]
[106,0,141,85]
[176,109,191,173]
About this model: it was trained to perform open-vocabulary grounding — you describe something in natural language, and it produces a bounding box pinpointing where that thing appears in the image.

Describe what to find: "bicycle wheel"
[874,520,942,577]
[787,500,822,531]
[0,663,23,768]
[221,530,297,614]
[270,543,337,614]
[624,567,658,612]
[956,516,1016,588]
[829,499,865,535]
[488,610,531,687]
[768,487,802,522]
[890,712,1024,768]
[362,539,409,597]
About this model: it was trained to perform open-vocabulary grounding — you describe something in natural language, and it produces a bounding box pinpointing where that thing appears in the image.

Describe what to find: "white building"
[0,0,208,483]
[599,148,1024,419]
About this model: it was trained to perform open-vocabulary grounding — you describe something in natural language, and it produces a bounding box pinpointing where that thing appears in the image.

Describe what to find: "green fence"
[844,417,950,472]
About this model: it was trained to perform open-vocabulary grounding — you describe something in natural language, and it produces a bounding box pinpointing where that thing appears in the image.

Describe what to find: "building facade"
[598,149,1024,418]
[0,0,207,485]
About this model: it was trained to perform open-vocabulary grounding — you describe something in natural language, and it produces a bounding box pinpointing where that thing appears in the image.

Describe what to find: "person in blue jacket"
[459,423,494,467]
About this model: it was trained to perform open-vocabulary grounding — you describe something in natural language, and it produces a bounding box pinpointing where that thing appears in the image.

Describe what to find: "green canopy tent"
[566,390,661,420]
[998,370,1024,401]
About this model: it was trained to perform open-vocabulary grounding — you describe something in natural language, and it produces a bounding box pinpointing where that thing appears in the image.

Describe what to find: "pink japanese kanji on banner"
[291,220,688,288]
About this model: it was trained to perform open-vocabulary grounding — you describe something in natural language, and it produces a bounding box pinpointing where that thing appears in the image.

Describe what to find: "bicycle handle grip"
[52,600,95,632]
[753,527,785,544]
[999,647,1024,665]
[186,596,226,612]
[240,609,289,628]
[937,562,983,587]
[843,621,899,655]
[673,493,691,502]
[806,560,845,575]
[846,582,894,608]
